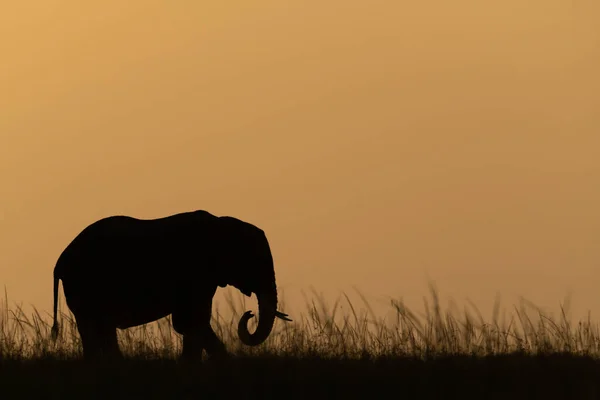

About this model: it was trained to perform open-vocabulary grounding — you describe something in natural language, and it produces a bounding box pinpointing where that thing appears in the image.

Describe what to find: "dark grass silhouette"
[2,286,600,399]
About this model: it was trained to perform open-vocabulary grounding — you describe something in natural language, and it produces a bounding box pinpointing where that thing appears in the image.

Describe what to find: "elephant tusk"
[275,310,293,322]
[241,310,291,322]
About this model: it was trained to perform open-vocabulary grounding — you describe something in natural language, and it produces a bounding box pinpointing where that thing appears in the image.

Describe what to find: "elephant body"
[51,210,291,360]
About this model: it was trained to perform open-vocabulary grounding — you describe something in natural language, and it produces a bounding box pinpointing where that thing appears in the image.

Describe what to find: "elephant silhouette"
[50,209,292,360]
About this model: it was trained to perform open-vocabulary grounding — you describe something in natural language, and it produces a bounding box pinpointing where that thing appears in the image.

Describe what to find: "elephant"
[50,209,292,361]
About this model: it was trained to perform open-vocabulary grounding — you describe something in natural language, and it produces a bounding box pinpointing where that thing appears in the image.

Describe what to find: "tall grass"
[2,285,600,361]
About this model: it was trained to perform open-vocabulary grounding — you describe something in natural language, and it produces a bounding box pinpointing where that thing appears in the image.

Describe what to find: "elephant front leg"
[172,298,228,361]
[199,326,228,362]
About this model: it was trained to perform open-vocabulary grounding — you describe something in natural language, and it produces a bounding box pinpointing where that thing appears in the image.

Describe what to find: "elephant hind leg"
[76,318,122,361]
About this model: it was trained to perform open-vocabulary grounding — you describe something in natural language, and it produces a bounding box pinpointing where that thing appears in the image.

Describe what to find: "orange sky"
[1,1,599,322]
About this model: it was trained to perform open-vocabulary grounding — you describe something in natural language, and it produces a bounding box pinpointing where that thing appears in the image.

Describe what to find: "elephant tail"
[51,275,60,341]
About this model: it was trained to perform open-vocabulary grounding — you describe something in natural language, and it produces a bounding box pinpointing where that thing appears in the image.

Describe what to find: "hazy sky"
[1,1,599,322]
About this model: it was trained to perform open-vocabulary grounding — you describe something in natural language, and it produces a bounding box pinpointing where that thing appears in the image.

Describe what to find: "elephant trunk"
[237,284,278,347]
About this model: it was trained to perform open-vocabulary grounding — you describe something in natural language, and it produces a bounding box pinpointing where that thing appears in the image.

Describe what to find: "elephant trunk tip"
[237,311,257,346]
[237,309,293,347]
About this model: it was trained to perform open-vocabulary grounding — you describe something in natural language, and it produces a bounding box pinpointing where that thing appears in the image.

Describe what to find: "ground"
[1,353,598,399]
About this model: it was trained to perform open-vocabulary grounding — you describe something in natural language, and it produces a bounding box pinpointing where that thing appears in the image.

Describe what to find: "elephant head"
[214,216,292,346]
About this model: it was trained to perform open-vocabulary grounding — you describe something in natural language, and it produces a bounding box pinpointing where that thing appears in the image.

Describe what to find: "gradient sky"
[1,1,599,322]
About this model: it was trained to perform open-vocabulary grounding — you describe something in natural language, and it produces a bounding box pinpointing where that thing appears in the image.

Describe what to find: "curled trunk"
[237,287,277,346]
